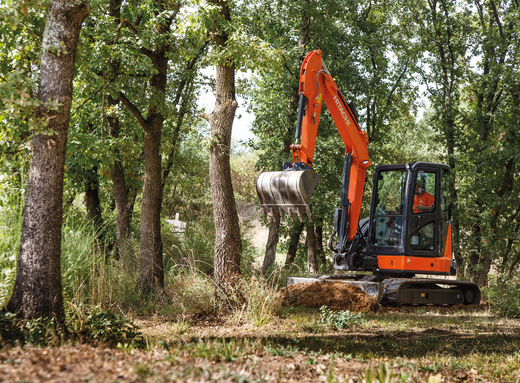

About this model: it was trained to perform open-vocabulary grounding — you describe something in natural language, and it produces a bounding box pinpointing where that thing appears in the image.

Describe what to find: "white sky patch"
[198,67,256,143]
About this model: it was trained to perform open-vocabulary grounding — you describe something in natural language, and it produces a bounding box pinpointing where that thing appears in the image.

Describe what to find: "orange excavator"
[256,50,480,306]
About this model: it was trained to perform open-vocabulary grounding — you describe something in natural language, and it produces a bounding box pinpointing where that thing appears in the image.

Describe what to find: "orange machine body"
[377,223,453,273]
[292,50,370,241]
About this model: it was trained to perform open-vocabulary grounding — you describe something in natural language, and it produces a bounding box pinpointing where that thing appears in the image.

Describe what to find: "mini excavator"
[255,50,480,306]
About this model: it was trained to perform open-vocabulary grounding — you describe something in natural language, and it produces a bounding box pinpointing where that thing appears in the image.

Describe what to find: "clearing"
[1,302,519,382]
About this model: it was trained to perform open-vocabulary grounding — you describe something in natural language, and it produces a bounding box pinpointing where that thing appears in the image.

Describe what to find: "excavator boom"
[256,50,370,240]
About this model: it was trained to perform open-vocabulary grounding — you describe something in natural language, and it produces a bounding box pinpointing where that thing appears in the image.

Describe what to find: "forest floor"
[1,302,519,382]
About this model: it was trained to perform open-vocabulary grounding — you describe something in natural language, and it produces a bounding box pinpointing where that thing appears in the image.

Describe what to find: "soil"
[0,345,370,383]
[279,281,380,313]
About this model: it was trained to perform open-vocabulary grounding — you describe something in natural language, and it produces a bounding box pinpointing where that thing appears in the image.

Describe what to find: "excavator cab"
[334,162,456,277]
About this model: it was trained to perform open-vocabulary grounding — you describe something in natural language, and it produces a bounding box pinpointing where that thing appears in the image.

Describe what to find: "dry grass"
[2,305,519,382]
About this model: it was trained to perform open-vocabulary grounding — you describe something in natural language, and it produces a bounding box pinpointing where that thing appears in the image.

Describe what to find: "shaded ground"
[1,305,519,382]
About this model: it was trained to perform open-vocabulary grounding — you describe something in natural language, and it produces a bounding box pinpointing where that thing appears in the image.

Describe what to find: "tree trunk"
[109,157,132,255]
[139,112,164,292]
[107,0,132,257]
[205,0,242,301]
[85,165,103,231]
[118,1,177,293]
[7,0,90,321]
[262,215,280,275]
[306,222,318,273]
[285,221,305,267]
[315,225,326,266]
[208,64,242,298]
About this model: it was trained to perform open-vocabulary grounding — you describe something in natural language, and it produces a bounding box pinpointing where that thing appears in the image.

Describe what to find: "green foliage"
[0,311,62,347]
[319,306,365,329]
[484,279,520,318]
[0,305,143,348]
[67,304,144,348]
[188,338,244,362]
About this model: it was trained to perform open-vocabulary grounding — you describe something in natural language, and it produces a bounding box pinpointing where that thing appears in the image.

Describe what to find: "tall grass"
[0,195,282,325]
[60,217,140,307]
[0,204,22,308]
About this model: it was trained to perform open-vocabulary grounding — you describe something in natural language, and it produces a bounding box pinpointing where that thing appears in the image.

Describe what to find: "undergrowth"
[484,277,520,318]
[319,306,366,329]
[0,305,144,348]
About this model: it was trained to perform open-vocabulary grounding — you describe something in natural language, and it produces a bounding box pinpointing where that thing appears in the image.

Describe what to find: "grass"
[130,308,520,382]
[1,200,520,381]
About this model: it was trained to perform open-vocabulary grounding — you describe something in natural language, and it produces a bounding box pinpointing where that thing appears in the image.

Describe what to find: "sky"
[198,68,257,143]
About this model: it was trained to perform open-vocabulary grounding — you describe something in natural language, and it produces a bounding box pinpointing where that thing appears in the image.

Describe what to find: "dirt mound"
[280,281,380,313]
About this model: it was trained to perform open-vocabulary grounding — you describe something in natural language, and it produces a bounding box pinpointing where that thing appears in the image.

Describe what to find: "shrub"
[0,305,144,348]
[484,278,520,318]
[166,271,216,316]
[67,304,144,347]
[0,311,60,347]
[319,306,365,329]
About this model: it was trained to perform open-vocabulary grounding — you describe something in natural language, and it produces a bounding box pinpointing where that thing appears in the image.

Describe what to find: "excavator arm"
[291,50,371,241]
[256,50,370,242]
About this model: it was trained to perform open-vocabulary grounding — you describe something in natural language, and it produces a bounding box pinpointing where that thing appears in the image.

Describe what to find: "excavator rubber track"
[286,276,481,306]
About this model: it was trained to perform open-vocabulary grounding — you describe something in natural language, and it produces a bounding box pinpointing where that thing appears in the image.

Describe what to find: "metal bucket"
[256,169,321,221]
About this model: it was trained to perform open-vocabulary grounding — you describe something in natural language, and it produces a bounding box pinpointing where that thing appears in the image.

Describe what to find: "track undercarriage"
[286,275,481,306]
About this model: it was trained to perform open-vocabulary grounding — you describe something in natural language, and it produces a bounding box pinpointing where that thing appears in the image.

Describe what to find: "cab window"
[413,171,436,214]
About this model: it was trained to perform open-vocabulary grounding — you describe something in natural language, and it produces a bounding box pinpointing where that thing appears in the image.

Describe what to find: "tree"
[459,0,519,286]
[7,0,90,320]
[403,0,470,272]
[203,0,243,299]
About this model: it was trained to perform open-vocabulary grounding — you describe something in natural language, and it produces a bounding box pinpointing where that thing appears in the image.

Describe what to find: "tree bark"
[206,0,242,300]
[306,222,318,273]
[208,64,242,298]
[118,1,178,293]
[261,215,280,275]
[107,0,132,257]
[85,165,103,231]
[315,225,326,266]
[7,0,90,321]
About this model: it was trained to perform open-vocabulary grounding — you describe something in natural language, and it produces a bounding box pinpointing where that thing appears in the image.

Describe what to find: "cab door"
[408,167,440,257]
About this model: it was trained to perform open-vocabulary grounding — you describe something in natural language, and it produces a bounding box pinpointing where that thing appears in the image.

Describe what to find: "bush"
[0,305,144,348]
[0,311,60,347]
[484,278,520,318]
[319,306,365,329]
[67,304,144,347]
[166,271,216,316]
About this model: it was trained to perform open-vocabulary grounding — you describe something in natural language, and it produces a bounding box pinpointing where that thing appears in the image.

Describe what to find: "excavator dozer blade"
[256,169,321,222]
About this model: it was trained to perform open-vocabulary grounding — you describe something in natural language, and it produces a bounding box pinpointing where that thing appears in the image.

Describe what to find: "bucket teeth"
[256,169,321,223]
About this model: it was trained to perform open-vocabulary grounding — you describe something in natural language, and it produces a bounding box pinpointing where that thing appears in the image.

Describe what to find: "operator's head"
[415,178,426,196]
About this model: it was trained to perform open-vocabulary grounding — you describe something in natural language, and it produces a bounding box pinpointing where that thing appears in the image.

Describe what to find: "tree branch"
[120,18,154,57]
[119,91,147,128]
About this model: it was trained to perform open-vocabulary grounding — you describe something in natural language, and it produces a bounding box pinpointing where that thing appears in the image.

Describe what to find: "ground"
[1,303,519,382]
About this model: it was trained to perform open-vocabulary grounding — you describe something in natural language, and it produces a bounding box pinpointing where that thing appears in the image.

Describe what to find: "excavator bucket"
[256,169,321,222]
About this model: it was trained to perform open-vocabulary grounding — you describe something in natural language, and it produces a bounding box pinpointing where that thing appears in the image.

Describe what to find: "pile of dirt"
[279,281,380,313]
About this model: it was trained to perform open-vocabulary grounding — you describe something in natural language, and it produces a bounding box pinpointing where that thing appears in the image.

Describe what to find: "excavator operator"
[413,178,435,213]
